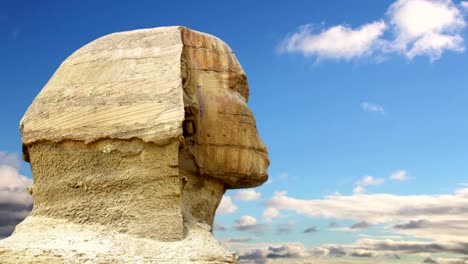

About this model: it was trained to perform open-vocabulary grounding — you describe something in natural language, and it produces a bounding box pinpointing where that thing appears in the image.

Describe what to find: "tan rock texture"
[0,26,269,263]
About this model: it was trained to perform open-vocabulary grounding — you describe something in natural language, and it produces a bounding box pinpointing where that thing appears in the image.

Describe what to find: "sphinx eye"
[183,120,195,137]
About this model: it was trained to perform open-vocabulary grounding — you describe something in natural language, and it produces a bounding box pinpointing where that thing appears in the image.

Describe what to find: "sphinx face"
[191,72,269,188]
[180,28,269,189]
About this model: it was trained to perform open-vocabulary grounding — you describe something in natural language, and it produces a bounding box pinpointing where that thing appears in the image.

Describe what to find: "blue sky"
[1,0,468,263]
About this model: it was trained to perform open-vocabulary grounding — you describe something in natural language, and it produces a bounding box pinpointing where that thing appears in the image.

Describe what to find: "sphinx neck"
[27,139,183,241]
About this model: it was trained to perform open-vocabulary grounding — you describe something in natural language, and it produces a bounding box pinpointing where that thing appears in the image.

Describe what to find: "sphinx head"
[20,26,269,241]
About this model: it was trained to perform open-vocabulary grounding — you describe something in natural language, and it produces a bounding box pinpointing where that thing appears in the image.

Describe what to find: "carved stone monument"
[0,26,269,263]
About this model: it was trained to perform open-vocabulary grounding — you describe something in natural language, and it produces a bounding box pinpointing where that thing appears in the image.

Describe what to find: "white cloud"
[233,215,267,234]
[390,170,408,181]
[280,21,387,60]
[266,187,468,243]
[237,243,310,264]
[0,165,31,192]
[263,207,279,222]
[389,0,463,40]
[228,241,467,264]
[0,152,32,238]
[226,239,468,264]
[267,188,468,223]
[462,1,468,10]
[388,0,466,60]
[217,195,238,214]
[233,190,262,201]
[0,151,21,169]
[358,176,385,186]
[352,185,365,195]
[456,187,468,196]
[352,171,408,194]
[235,215,257,228]
[235,215,259,232]
[353,175,385,194]
[310,238,468,258]
[280,0,467,61]
[361,102,385,114]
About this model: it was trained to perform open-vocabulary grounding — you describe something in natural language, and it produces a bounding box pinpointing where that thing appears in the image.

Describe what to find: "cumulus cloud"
[263,207,279,222]
[234,215,265,234]
[267,188,468,223]
[238,243,309,264]
[235,216,258,230]
[462,1,468,10]
[266,187,468,246]
[388,0,465,60]
[361,239,468,255]
[280,0,467,61]
[267,244,309,259]
[390,170,408,181]
[217,195,238,214]
[234,240,466,263]
[233,241,467,264]
[353,175,385,194]
[311,238,468,258]
[0,152,32,238]
[279,21,387,60]
[361,102,385,114]
[0,152,21,169]
[238,247,270,264]
[233,190,262,201]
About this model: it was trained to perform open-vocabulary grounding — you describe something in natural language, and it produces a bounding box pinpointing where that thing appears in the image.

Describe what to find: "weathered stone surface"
[21,26,185,146]
[180,28,269,188]
[0,26,269,263]
[0,216,237,263]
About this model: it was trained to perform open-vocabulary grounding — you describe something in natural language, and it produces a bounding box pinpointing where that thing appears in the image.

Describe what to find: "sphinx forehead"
[21,26,245,146]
